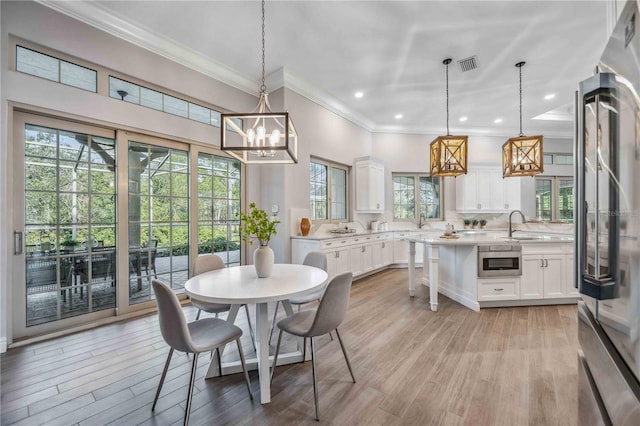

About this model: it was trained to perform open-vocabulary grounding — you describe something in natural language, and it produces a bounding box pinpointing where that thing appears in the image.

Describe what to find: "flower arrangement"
[238,202,280,246]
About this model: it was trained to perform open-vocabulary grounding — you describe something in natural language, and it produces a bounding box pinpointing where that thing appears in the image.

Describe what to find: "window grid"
[393,174,443,221]
[16,45,97,93]
[109,76,222,128]
[197,153,242,267]
[535,176,574,223]
[309,159,349,222]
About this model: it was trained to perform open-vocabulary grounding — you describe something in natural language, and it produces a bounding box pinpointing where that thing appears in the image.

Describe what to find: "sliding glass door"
[13,113,117,336]
[12,114,243,339]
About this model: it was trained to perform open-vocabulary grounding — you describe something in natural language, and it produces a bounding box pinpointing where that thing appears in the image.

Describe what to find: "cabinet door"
[355,162,370,211]
[393,236,408,263]
[371,163,385,211]
[382,240,393,265]
[491,170,505,210]
[323,249,338,279]
[477,277,520,301]
[456,172,478,210]
[565,255,579,296]
[371,242,383,269]
[476,170,492,210]
[361,244,373,272]
[335,247,351,276]
[521,255,543,299]
[543,255,566,298]
[350,245,363,276]
[503,177,521,211]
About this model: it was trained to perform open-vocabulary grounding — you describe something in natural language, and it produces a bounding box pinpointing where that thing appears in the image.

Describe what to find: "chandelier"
[502,61,543,177]
[220,0,298,164]
[429,58,468,177]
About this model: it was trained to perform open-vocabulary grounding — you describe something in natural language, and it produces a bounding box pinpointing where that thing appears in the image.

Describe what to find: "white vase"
[253,245,274,278]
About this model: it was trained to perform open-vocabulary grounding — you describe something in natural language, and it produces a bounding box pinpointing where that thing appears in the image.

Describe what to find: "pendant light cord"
[443,58,452,136]
[260,0,267,94]
[517,61,525,137]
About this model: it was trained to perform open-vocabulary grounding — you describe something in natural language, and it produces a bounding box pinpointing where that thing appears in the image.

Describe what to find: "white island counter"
[406,232,578,312]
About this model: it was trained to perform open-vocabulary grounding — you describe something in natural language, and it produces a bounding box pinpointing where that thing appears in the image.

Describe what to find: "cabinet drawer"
[320,238,351,250]
[477,278,520,301]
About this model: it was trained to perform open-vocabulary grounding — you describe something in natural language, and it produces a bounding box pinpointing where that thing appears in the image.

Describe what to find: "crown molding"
[36,0,260,96]
[371,125,572,139]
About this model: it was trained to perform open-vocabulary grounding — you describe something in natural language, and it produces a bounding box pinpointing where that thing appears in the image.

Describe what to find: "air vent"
[458,56,479,72]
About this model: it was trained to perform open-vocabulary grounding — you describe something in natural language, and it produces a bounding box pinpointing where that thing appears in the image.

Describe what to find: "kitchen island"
[406,232,578,312]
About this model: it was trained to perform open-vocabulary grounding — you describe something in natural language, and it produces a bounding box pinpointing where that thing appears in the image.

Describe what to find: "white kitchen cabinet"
[382,238,393,265]
[565,254,580,296]
[521,245,568,299]
[392,232,423,264]
[325,246,350,279]
[355,158,385,212]
[455,167,521,211]
[477,277,520,301]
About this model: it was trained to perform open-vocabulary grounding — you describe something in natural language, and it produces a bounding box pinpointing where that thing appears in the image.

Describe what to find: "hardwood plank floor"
[0,268,579,425]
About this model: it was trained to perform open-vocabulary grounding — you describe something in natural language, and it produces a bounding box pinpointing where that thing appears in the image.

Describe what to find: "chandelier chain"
[260,0,266,93]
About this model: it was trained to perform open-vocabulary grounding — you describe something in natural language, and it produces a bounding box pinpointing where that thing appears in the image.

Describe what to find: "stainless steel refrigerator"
[576,0,640,424]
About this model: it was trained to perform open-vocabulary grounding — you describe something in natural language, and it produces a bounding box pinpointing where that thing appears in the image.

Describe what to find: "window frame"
[535,175,574,223]
[392,173,443,222]
[309,157,350,224]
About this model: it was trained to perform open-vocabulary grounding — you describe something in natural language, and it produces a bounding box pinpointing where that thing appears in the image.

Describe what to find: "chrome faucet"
[418,213,426,228]
[508,210,526,238]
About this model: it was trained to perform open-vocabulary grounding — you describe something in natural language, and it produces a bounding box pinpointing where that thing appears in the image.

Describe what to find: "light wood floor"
[1,268,579,425]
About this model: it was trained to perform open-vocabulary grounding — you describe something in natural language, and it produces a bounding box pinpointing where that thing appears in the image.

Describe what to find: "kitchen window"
[393,174,442,221]
[309,158,349,222]
[535,176,574,222]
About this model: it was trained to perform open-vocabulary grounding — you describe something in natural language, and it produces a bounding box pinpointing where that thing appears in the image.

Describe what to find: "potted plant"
[60,234,79,252]
[479,219,487,229]
[471,219,479,229]
[463,219,471,229]
[239,202,280,277]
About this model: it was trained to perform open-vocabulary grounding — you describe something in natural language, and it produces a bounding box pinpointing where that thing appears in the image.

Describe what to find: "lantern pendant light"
[502,61,543,177]
[429,58,468,177]
[220,0,298,164]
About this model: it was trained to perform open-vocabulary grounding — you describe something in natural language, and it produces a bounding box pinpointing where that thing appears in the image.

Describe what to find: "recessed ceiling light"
[459,116,468,122]
[354,91,364,98]
[544,93,556,100]
[494,118,503,124]
[395,114,403,119]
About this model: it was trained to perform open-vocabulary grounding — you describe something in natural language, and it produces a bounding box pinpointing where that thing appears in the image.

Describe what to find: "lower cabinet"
[521,246,568,299]
[292,233,393,280]
[477,277,520,301]
[392,232,423,264]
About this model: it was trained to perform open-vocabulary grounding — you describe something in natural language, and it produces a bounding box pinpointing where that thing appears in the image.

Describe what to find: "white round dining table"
[184,263,328,404]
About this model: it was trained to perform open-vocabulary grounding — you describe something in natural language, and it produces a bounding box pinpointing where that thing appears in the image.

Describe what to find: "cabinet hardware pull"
[382,243,385,248]
[540,259,544,267]
[341,240,346,243]
[326,242,332,246]
[544,259,548,267]
[362,246,366,252]
[494,288,504,291]
[336,251,339,258]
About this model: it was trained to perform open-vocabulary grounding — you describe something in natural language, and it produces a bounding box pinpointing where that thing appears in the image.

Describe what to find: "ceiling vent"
[458,56,479,72]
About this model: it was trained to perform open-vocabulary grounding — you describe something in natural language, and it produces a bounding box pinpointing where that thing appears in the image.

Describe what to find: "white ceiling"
[42,1,610,138]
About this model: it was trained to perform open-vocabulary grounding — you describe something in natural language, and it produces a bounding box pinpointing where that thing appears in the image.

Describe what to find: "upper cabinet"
[455,166,521,211]
[355,158,385,213]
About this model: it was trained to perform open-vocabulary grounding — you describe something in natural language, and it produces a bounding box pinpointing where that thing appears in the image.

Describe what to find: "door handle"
[14,231,23,255]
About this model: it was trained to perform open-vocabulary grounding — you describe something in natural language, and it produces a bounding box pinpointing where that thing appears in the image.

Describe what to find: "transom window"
[309,159,349,222]
[393,174,442,221]
[535,176,574,222]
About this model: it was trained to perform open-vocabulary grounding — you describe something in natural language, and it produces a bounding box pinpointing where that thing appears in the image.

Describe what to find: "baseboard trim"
[422,280,480,312]
[480,297,580,308]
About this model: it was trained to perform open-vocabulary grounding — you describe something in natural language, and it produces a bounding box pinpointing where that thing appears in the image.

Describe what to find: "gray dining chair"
[269,251,329,344]
[270,272,356,421]
[151,279,252,426]
[191,254,256,350]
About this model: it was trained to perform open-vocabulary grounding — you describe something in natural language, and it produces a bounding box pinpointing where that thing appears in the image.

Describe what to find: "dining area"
[158,250,356,424]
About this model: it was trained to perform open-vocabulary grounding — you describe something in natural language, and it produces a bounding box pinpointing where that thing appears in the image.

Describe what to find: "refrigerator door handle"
[577,72,620,300]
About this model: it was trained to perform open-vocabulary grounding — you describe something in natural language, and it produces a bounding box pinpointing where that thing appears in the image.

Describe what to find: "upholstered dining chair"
[270,272,356,421]
[269,251,328,344]
[151,279,252,426]
[191,254,256,350]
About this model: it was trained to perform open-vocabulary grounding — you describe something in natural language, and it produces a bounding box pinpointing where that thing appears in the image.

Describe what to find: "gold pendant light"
[502,61,543,177]
[220,0,298,164]
[430,59,468,177]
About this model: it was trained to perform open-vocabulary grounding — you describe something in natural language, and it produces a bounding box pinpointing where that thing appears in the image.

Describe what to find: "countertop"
[291,228,573,243]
